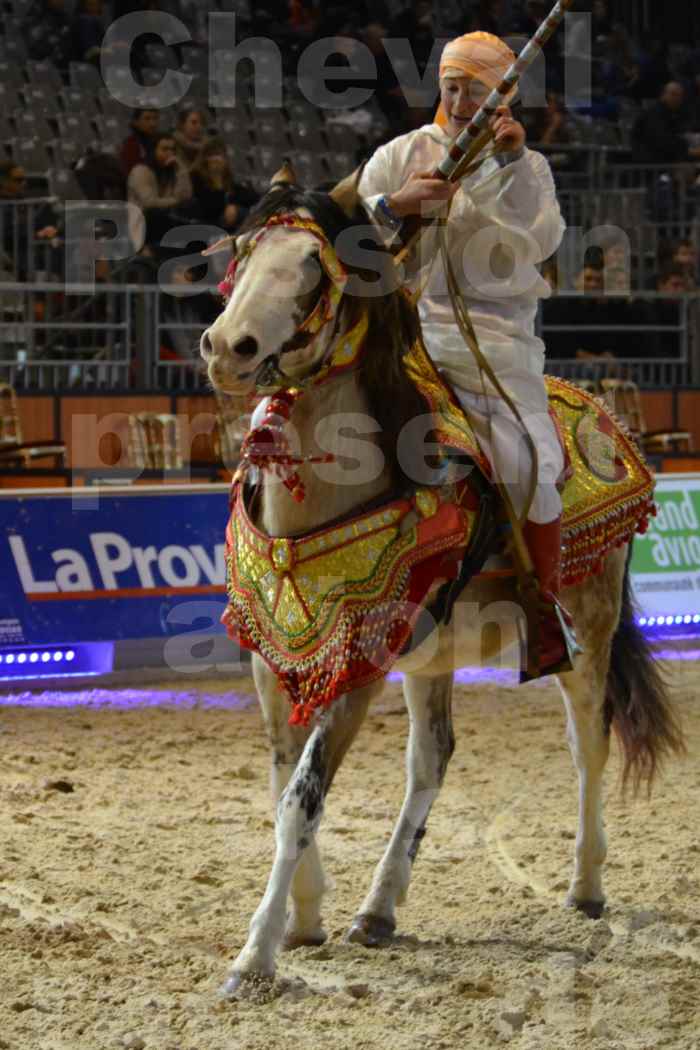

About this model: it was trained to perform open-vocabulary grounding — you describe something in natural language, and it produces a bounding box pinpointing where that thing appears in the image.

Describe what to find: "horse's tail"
[604,554,686,795]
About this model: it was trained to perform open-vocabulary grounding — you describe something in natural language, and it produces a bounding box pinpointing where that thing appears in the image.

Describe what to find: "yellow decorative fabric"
[223,484,475,725]
[403,336,655,585]
[545,376,656,585]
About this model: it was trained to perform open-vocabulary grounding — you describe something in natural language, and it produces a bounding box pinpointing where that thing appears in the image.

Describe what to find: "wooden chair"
[0,382,66,467]
[599,379,692,453]
[127,413,183,470]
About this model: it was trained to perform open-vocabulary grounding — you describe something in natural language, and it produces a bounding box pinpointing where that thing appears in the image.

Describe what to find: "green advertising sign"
[630,476,700,620]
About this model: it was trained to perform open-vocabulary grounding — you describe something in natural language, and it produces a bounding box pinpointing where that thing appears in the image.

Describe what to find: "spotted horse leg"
[221,681,375,997]
[254,656,328,950]
[347,672,455,946]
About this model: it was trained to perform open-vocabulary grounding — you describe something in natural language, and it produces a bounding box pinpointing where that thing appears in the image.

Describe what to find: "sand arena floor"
[0,657,698,1050]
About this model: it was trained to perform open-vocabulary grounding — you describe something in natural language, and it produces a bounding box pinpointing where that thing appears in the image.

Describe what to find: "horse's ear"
[329,164,365,218]
[270,159,297,188]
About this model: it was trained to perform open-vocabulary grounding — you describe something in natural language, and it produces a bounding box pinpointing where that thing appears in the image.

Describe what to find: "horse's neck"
[256,374,391,538]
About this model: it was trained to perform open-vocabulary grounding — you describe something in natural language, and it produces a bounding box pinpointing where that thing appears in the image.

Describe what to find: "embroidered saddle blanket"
[222,350,655,725]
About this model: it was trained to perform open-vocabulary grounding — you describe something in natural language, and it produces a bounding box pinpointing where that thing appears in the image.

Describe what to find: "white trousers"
[449,375,564,525]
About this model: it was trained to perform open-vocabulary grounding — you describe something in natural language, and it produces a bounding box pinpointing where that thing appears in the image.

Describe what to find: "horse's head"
[200,163,368,396]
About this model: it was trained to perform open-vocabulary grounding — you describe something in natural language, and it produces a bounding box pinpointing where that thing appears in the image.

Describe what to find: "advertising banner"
[629,474,700,622]
[1,476,699,649]
[0,485,231,646]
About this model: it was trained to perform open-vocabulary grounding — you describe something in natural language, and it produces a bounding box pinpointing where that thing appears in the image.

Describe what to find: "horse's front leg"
[222,686,373,997]
[348,672,455,945]
[254,656,327,949]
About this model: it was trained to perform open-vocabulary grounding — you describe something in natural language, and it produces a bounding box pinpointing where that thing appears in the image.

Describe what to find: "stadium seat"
[26,61,63,91]
[69,62,104,94]
[48,168,85,201]
[599,379,692,452]
[11,139,51,176]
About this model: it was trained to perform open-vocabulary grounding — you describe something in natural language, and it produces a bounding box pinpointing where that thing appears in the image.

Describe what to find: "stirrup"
[553,599,584,666]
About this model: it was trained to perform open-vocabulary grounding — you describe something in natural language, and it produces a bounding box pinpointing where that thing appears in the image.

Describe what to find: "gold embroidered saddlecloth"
[545,376,655,585]
[223,484,475,725]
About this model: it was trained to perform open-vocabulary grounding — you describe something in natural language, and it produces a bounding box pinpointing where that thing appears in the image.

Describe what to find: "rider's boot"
[522,517,583,677]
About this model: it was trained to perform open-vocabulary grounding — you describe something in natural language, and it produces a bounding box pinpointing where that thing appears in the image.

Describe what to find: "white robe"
[359,123,567,523]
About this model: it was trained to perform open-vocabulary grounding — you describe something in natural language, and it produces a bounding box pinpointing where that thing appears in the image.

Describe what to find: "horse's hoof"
[345,913,396,947]
[218,970,276,1001]
[283,929,328,951]
[566,896,606,920]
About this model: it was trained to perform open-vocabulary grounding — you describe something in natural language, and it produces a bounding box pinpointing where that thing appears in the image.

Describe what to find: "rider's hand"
[491,105,526,153]
[387,172,458,218]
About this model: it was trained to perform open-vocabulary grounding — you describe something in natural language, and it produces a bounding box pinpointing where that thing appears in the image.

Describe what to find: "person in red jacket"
[119,109,160,177]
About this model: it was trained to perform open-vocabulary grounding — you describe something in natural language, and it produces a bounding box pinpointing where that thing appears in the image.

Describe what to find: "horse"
[199,168,685,997]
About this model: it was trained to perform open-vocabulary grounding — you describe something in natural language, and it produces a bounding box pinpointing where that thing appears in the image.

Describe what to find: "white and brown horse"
[200,173,684,997]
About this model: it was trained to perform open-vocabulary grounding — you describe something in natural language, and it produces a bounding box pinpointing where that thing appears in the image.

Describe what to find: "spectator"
[543,264,627,359]
[632,82,700,165]
[0,161,59,279]
[120,109,161,177]
[71,0,107,64]
[23,0,73,69]
[127,133,193,252]
[647,264,688,357]
[660,237,698,290]
[174,107,209,169]
[191,139,258,231]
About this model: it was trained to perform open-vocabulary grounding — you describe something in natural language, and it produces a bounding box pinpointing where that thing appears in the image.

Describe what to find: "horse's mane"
[239,185,429,485]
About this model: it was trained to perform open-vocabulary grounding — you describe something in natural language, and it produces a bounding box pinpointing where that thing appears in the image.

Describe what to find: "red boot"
[522,518,582,677]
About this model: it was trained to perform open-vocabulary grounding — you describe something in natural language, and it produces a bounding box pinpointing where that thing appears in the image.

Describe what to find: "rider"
[359,31,578,676]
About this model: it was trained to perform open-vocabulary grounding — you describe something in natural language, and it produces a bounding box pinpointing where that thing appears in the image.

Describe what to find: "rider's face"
[440,76,490,137]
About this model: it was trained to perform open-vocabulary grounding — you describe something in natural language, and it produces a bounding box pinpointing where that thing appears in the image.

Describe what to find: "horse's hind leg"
[254,657,326,949]
[222,684,374,995]
[555,549,625,918]
[347,672,455,946]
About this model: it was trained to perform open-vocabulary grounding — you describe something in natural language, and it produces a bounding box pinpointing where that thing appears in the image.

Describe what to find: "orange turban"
[435,32,517,129]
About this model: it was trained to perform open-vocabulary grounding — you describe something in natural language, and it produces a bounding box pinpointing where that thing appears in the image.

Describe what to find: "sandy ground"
[0,657,699,1050]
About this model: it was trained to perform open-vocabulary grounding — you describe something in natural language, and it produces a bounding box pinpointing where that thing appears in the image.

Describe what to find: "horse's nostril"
[234,336,258,357]
[200,330,213,356]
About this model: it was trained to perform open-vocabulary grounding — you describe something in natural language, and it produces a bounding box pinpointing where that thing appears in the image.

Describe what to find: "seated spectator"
[120,109,161,177]
[191,139,258,232]
[632,82,700,165]
[647,264,688,357]
[543,264,629,359]
[127,134,193,253]
[71,0,107,64]
[23,0,73,69]
[174,108,210,169]
[659,237,698,290]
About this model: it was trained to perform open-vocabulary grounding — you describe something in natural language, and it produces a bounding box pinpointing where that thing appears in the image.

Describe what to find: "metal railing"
[0,281,134,389]
[540,291,698,388]
[1,282,698,393]
[602,163,699,225]
[0,197,59,281]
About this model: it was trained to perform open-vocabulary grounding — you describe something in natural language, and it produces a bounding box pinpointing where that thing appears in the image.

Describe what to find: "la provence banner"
[0,485,231,646]
[2,477,699,648]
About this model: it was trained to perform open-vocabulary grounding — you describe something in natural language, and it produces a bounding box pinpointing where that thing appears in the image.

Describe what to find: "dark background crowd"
[1,0,700,369]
